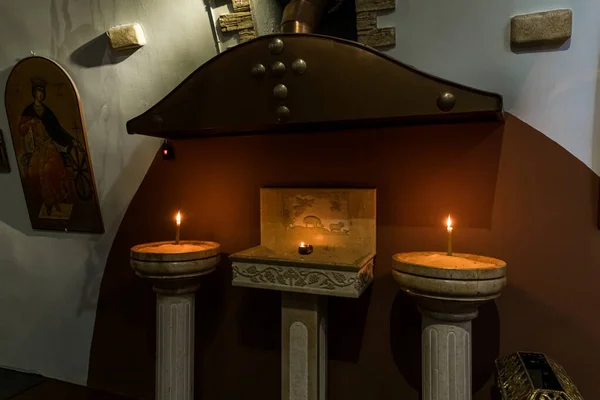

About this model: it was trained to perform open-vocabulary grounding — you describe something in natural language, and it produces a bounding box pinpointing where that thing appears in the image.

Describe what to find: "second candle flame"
[446,214,453,256]
[176,211,181,226]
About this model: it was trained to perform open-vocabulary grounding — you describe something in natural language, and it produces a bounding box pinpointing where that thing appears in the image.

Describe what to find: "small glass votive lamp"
[298,242,313,255]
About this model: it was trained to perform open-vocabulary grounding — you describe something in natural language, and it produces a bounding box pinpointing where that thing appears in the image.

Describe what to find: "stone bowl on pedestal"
[392,251,507,400]
[392,251,506,316]
[131,240,220,285]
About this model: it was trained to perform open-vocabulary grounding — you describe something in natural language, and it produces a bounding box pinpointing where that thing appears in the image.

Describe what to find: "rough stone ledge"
[219,12,254,32]
[358,27,396,48]
[510,9,572,50]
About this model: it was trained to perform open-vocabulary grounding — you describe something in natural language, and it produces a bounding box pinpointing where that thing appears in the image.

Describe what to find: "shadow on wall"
[510,38,572,54]
[70,34,139,69]
[592,52,600,223]
[236,286,281,351]
[328,286,373,363]
[0,65,33,235]
[89,114,600,399]
[76,140,162,315]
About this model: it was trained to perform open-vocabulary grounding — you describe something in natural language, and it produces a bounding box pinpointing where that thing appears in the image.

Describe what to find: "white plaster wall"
[0,0,216,385]
[379,0,600,175]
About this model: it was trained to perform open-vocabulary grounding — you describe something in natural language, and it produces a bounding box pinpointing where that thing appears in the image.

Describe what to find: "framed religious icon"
[0,129,9,173]
[4,56,104,233]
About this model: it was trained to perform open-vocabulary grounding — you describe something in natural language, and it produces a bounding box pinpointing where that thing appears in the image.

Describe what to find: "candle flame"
[176,211,181,226]
[300,242,305,247]
[446,215,453,230]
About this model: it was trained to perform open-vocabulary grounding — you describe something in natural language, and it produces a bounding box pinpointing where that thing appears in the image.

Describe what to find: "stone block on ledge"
[511,9,572,50]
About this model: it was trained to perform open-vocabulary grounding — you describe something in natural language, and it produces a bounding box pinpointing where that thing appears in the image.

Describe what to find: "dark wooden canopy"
[127,33,503,139]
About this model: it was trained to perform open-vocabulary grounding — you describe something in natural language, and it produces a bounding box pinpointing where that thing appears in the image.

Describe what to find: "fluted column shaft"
[421,312,472,400]
[155,288,196,400]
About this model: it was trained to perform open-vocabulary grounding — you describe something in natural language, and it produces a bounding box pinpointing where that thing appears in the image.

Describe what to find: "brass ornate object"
[127,34,503,139]
[495,352,584,400]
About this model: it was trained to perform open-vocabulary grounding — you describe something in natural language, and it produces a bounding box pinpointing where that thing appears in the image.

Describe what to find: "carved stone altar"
[231,188,376,399]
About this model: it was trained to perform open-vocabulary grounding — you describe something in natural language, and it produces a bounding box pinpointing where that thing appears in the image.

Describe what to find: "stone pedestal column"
[131,240,220,400]
[281,293,327,400]
[419,305,479,400]
[392,252,507,400]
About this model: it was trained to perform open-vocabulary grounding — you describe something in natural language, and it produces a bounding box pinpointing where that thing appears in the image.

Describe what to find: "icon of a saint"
[18,78,78,216]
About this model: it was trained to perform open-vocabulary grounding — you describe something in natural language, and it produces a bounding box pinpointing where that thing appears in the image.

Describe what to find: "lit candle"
[175,211,181,244]
[446,215,453,256]
[298,242,313,255]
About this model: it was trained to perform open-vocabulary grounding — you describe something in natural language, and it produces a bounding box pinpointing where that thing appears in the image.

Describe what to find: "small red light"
[161,140,174,160]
